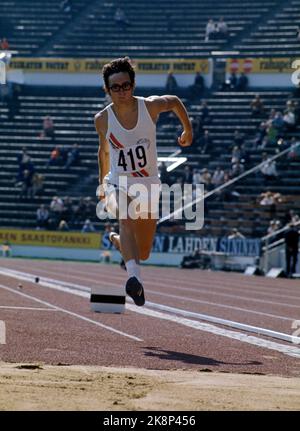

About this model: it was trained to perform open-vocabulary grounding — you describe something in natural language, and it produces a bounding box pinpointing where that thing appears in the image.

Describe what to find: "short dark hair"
[102,57,135,91]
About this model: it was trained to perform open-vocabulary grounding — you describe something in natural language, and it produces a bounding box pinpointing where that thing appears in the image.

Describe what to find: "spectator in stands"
[41,116,55,140]
[81,219,96,233]
[253,121,267,148]
[228,72,237,89]
[231,145,241,164]
[283,110,296,131]
[212,166,225,187]
[259,153,278,182]
[58,220,69,231]
[0,38,9,50]
[287,137,300,160]
[228,228,245,239]
[199,100,210,125]
[191,115,203,146]
[84,197,96,219]
[36,204,49,230]
[205,19,216,41]
[266,108,276,125]
[240,144,250,167]
[236,72,249,91]
[165,72,178,93]
[183,165,193,183]
[296,26,300,40]
[192,168,201,185]
[259,191,274,206]
[198,129,213,154]
[230,159,244,178]
[189,72,205,99]
[73,197,87,224]
[32,173,44,197]
[46,146,61,167]
[16,153,35,187]
[50,196,65,223]
[114,8,131,30]
[272,111,285,135]
[267,219,281,235]
[216,17,228,39]
[259,190,282,206]
[250,94,265,117]
[64,143,80,169]
[17,147,30,167]
[283,209,299,226]
[158,162,170,185]
[284,221,300,277]
[60,197,73,225]
[200,168,213,191]
[19,170,33,199]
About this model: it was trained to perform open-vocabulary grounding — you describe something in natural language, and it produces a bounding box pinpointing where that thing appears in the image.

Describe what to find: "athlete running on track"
[95,57,192,306]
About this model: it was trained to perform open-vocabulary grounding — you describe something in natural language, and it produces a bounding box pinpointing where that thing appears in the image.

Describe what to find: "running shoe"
[125,276,145,306]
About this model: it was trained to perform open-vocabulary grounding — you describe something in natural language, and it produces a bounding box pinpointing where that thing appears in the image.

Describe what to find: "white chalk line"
[0,282,142,342]
[0,268,300,358]
[1,266,296,322]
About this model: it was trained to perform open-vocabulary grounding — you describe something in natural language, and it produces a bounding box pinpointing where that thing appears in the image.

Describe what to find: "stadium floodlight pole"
[157,142,300,226]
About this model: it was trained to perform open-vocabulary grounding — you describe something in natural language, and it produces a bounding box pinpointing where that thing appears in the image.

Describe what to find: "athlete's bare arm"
[145,95,193,147]
[94,109,109,199]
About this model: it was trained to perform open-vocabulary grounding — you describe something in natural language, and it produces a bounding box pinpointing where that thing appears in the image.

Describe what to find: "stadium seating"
[42,0,279,58]
[233,0,300,56]
[0,0,90,55]
[0,85,299,239]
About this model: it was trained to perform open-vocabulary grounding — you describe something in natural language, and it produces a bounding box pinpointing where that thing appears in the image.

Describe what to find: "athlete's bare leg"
[133,217,157,261]
[110,216,157,261]
[119,218,140,263]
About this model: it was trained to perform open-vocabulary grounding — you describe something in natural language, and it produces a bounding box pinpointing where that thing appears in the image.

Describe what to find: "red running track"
[0,258,299,377]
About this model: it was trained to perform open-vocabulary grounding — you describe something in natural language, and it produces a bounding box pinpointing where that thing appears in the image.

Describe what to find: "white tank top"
[105,97,160,186]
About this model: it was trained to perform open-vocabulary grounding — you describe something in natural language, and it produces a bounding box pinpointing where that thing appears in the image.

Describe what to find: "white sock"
[125,259,142,283]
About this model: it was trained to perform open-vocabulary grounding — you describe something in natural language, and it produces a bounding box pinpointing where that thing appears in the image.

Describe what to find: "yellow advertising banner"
[8,58,210,74]
[226,58,297,74]
[0,229,102,249]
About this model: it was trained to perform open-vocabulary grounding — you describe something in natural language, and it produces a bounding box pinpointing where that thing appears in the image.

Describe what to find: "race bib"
[116,140,149,174]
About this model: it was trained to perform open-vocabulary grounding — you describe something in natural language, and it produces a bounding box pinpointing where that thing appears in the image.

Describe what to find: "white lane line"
[0,269,299,357]
[0,283,142,342]
[8,262,300,302]
[1,268,295,322]
[129,305,300,358]
[143,301,299,343]
[145,290,297,321]
[0,306,58,311]
[24,262,300,307]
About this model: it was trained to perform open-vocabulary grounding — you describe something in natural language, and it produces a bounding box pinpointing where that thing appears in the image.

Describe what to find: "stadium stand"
[0,84,299,238]
[43,0,280,58]
[233,0,300,56]
[0,0,90,55]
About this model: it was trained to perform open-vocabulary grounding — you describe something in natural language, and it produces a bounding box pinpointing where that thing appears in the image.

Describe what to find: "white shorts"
[103,174,161,219]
